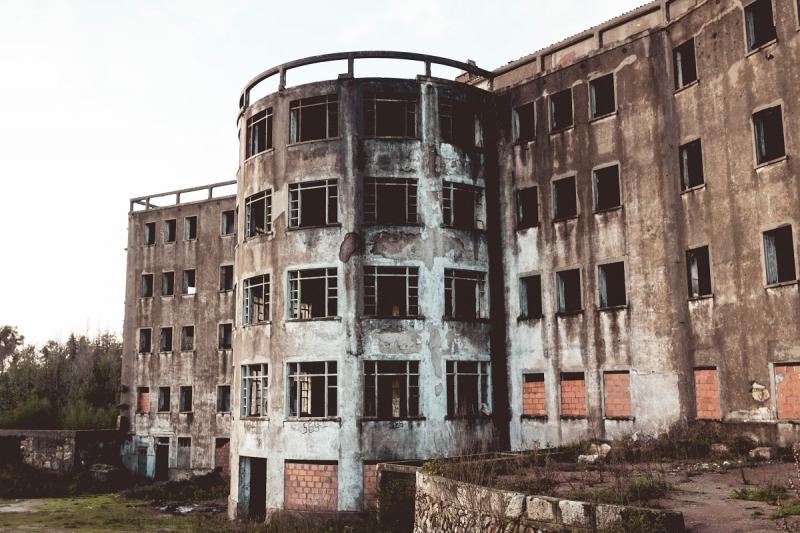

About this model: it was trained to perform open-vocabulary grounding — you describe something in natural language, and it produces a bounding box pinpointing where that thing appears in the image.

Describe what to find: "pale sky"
[0,0,646,346]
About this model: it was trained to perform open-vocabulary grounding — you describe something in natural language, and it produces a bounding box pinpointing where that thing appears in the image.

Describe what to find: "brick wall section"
[560,373,587,417]
[137,388,150,413]
[284,462,338,511]
[776,364,800,420]
[363,462,379,510]
[693,368,721,419]
[603,372,631,418]
[215,438,230,476]
[522,374,546,416]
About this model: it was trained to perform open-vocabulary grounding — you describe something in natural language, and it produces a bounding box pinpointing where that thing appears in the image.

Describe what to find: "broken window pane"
[144,222,156,245]
[218,323,233,350]
[444,269,487,320]
[287,361,337,417]
[139,328,152,353]
[179,386,193,412]
[442,181,484,230]
[754,106,786,164]
[177,438,191,469]
[182,269,196,295]
[164,219,177,243]
[181,325,194,351]
[439,97,475,147]
[243,274,270,325]
[364,93,418,138]
[221,210,235,236]
[516,186,539,229]
[364,266,419,318]
[288,180,338,228]
[520,275,542,319]
[513,101,535,143]
[289,95,338,143]
[594,165,621,211]
[220,265,234,292]
[598,262,627,308]
[764,226,796,284]
[679,139,704,190]
[245,190,272,237]
[556,269,582,314]
[549,88,573,131]
[159,327,173,352]
[246,107,273,158]
[161,271,174,296]
[553,176,578,220]
[364,361,420,418]
[446,361,490,417]
[217,385,231,413]
[673,39,698,89]
[184,216,198,240]
[137,387,150,413]
[158,387,170,412]
[241,364,268,417]
[141,273,154,298]
[745,0,777,51]
[590,74,615,118]
[288,268,338,319]
[686,246,712,298]
[364,178,418,225]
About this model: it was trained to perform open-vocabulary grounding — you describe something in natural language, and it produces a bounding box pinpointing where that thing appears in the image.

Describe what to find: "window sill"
[286,224,342,232]
[364,222,424,229]
[284,416,341,423]
[244,231,275,241]
[361,417,426,422]
[516,224,539,232]
[184,239,197,243]
[363,136,420,141]
[517,315,543,322]
[560,415,588,421]
[287,137,341,149]
[181,293,196,298]
[240,416,269,421]
[765,280,799,290]
[179,411,193,415]
[594,205,623,215]
[362,316,425,321]
[218,347,233,352]
[444,415,492,421]
[142,243,156,247]
[755,155,788,170]
[513,139,535,148]
[746,38,778,58]
[217,411,232,415]
[158,350,175,355]
[156,411,170,415]
[242,321,271,328]
[604,416,635,422]
[589,111,617,123]
[680,183,706,195]
[441,224,486,233]
[440,141,483,151]
[140,296,153,301]
[286,316,342,323]
[556,310,584,318]
[164,241,176,246]
[442,317,491,324]
[219,289,234,294]
[674,79,699,95]
[220,232,235,238]
[138,352,152,356]
[597,304,628,312]
[553,215,579,224]
[180,350,195,355]
[688,294,714,302]
[243,147,275,163]
[521,414,547,421]
[549,125,575,135]
[161,294,175,299]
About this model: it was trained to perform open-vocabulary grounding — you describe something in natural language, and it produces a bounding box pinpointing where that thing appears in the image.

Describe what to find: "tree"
[0,326,23,374]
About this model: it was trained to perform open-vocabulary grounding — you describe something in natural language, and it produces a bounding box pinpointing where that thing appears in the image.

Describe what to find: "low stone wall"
[0,429,120,474]
[413,471,685,532]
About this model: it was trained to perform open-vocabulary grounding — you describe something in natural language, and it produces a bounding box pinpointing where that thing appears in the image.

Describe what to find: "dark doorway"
[155,438,169,481]
[137,447,148,477]
[239,456,267,521]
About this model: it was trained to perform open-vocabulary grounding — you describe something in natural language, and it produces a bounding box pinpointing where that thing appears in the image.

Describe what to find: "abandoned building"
[120,0,800,519]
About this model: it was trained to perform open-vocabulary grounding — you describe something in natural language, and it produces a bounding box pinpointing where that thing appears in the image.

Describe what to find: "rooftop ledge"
[130,179,237,212]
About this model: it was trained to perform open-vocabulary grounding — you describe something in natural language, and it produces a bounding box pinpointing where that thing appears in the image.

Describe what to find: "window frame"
[762,224,797,286]
[286,361,338,418]
[519,274,543,320]
[445,360,491,418]
[180,325,195,352]
[752,104,786,167]
[552,175,578,221]
[364,177,418,226]
[438,96,476,147]
[163,219,177,244]
[555,267,583,315]
[182,269,197,296]
[288,180,339,229]
[589,73,617,120]
[513,101,536,144]
[241,363,269,418]
[244,189,273,238]
[686,245,713,299]
[363,92,419,139]
[140,273,154,298]
[219,265,234,292]
[218,323,233,350]
[243,274,271,325]
[289,95,339,144]
[548,88,574,132]
[183,216,198,241]
[593,163,622,212]
[158,326,173,353]
[143,222,156,246]
[679,138,705,192]
[597,260,627,309]
[363,266,420,318]
[516,186,539,230]
[442,181,485,230]
[221,210,235,236]
[157,386,171,413]
[287,268,338,320]
[363,360,421,419]
[217,385,231,413]
[161,271,175,297]
[138,328,152,354]
[245,107,273,159]
[744,0,778,53]
[443,268,488,321]
[179,386,193,413]
[673,38,698,91]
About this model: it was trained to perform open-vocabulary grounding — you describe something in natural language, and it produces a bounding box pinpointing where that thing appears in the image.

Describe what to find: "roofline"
[129,179,237,212]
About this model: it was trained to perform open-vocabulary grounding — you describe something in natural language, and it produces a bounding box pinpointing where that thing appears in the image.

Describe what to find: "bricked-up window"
[439,97,474,147]
[513,101,535,143]
[245,190,272,237]
[442,182,484,230]
[556,269,582,314]
[364,178,418,225]
[164,219,176,243]
[598,262,626,308]
[284,461,338,511]
[243,274,270,325]
[157,386,170,412]
[363,463,379,510]
[246,107,272,158]
[603,371,631,418]
[364,92,417,138]
[549,88,573,131]
[693,367,721,419]
[159,327,173,353]
[764,226,796,285]
[553,176,577,220]
[686,246,712,298]
[161,271,174,296]
[241,363,268,417]
[775,363,800,420]
[177,437,191,469]
[184,216,197,241]
[520,275,543,319]
[219,265,234,292]
[560,372,587,417]
[139,328,152,354]
[364,361,420,418]
[179,386,193,412]
[288,180,338,228]
[446,361,490,417]
[144,222,156,245]
[444,269,487,320]
[289,95,338,143]
[594,165,621,211]
[522,373,546,417]
[136,387,150,413]
[182,269,196,295]
[754,106,786,164]
[590,74,615,119]
[215,438,230,476]
[221,210,235,236]
[516,186,539,229]
[673,39,698,89]
[218,323,233,350]
[679,139,704,190]
[180,326,194,351]
[287,361,337,418]
[217,385,231,413]
[141,274,153,298]
[288,268,338,319]
[745,0,777,51]
[364,266,419,318]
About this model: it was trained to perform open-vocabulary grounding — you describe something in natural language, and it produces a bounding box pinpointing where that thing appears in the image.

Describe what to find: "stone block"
[558,500,594,528]
[526,496,558,523]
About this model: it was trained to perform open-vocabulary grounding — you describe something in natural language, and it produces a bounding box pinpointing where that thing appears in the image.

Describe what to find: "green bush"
[0,397,58,429]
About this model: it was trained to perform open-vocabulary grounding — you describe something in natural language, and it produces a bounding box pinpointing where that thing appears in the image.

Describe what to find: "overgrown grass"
[122,470,228,504]
[772,500,800,519]
[611,424,756,463]
[732,484,787,504]
[567,474,671,506]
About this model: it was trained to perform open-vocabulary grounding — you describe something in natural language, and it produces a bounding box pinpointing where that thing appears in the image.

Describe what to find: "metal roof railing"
[130,180,237,212]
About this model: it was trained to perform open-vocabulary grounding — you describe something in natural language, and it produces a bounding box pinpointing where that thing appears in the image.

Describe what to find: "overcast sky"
[0,0,646,346]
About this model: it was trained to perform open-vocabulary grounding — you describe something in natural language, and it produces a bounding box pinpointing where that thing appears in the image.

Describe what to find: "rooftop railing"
[130,180,237,212]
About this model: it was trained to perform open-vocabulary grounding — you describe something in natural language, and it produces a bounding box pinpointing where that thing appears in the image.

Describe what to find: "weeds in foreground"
[732,485,787,504]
